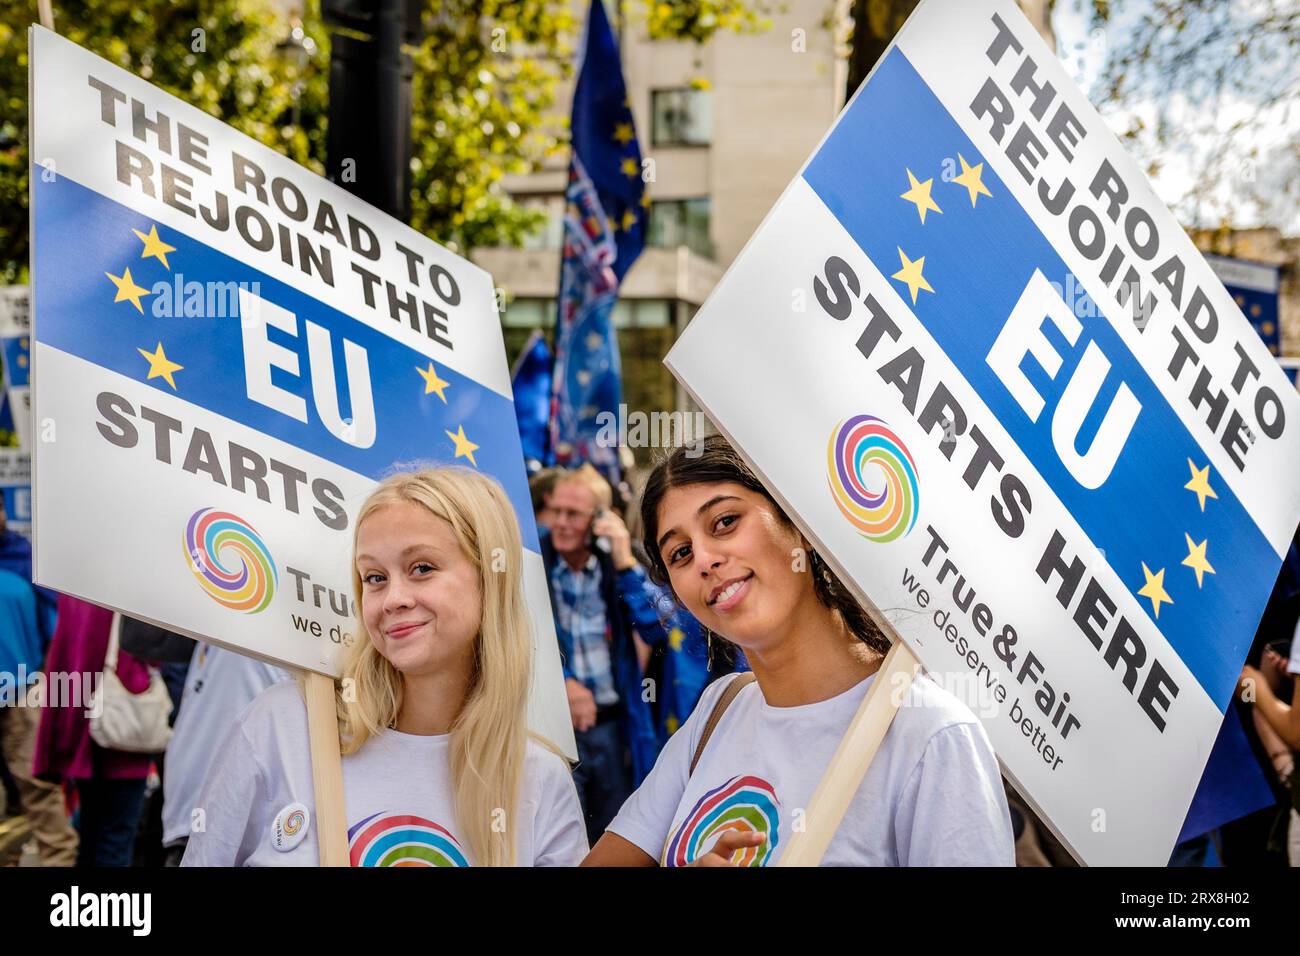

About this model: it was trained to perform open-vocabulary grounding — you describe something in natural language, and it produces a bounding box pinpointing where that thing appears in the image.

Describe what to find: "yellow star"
[1181,534,1215,589]
[416,362,450,402]
[891,247,934,305]
[137,342,183,390]
[620,157,639,178]
[665,714,680,734]
[952,153,992,208]
[1137,563,1173,619]
[613,122,634,145]
[1184,459,1218,512]
[621,208,637,231]
[132,224,176,270]
[106,267,152,314]
[640,193,652,210]
[445,425,479,467]
[668,627,684,652]
[900,169,942,224]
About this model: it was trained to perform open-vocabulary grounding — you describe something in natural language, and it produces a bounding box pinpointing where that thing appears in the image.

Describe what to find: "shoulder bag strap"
[689,672,757,776]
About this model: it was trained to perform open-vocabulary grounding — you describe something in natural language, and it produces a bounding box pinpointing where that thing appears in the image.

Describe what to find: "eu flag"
[511,329,553,470]
[549,0,646,477]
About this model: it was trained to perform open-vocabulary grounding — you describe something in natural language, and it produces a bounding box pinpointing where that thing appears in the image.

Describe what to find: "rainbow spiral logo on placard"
[348,812,470,867]
[183,508,278,614]
[283,810,305,837]
[827,415,919,542]
[662,775,780,867]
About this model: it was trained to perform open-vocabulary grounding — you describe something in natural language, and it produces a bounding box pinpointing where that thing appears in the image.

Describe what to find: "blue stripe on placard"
[803,49,1278,712]
[32,171,539,551]
[1,336,30,387]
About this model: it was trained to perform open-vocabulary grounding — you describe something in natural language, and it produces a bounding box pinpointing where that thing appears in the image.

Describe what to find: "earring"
[704,626,715,671]
[810,549,834,588]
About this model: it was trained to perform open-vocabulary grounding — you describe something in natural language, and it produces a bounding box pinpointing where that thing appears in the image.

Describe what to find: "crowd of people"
[1,438,1297,867]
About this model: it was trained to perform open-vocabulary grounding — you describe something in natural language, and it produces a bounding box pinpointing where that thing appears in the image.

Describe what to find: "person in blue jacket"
[0,502,56,641]
[0,499,76,865]
[540,465,670,845]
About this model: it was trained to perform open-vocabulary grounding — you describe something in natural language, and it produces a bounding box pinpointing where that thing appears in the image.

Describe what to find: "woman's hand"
[690,830,766,866]
[1261,647,1290,693]
[1239,665,1263,702]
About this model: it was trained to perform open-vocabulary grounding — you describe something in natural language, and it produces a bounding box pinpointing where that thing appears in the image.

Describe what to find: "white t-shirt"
[163,643,292,846]
[182,681,588,867]
[608,671,1014,866]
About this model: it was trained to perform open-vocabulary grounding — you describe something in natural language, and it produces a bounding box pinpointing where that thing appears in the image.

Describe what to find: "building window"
[648,198,712,259]
[651,89,711,147]
[502,298,672,332]
[517,194,565,251]
[502,298,555,329]
[499,298,680,464]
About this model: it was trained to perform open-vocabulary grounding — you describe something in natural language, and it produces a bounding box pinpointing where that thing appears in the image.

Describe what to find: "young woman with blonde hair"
[183,467,586,867]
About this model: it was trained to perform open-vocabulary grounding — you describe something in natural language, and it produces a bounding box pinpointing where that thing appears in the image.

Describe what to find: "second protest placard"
[666,0,1300,865]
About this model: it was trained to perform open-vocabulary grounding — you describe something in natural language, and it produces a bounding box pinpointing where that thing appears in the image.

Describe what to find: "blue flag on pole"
[511,329,553,469]
[549,0,646,477]
[1176,702,1278,844]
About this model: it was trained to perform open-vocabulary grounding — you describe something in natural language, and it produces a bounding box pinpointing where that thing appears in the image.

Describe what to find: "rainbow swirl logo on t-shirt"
[183,508,278,613]
[826,415,919,542]
[348,812,470,867]
[282,809,306,837]
[662,775,780,867]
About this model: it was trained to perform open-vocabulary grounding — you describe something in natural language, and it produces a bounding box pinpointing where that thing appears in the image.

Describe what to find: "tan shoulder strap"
[689,672,757,776]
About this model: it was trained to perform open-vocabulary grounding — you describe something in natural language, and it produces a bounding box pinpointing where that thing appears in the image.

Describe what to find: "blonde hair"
[339,466,531,867]
[554,463,613,512]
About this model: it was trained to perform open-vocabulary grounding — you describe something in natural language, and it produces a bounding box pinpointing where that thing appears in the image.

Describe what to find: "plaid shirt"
[550,553,619,705]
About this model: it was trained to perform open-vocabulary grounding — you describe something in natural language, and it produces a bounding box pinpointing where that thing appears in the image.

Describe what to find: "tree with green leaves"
[1,0,788,284]
[1,0,580,279]
[1,0,328,283]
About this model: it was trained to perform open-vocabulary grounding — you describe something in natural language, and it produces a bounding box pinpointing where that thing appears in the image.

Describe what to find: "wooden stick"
[776,640,921,866]
[303,670,349,867]
[36,0,54,29]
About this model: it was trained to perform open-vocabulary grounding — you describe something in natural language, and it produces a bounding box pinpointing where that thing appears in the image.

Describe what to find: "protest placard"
[0,286,32,449]
[665,0,1300,864]
[1205,255,1281,357]
[0,448,31,539]
[28,26,574,772]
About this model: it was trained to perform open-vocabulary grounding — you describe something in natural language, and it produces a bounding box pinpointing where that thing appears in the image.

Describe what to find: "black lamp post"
[322,0,423,223]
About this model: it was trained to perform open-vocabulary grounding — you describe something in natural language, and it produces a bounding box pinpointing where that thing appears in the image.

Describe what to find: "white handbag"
[88,613,174,753]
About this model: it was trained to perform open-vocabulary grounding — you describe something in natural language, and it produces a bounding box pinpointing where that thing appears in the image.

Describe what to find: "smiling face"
[354,501,483,679]
[654,481,816,652]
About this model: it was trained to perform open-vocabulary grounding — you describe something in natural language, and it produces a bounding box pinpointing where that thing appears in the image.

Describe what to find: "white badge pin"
[271,802,310,852]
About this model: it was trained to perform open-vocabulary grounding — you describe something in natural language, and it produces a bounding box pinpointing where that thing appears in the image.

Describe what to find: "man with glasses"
[540,465,663,844]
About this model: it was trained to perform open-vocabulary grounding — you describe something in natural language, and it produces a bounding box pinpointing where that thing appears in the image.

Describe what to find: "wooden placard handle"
[303,670,349,867]
[776,640,921,867]
[36,0,54,29]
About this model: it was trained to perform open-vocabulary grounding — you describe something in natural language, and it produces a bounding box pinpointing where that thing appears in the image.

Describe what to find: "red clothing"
[32,596,153,781]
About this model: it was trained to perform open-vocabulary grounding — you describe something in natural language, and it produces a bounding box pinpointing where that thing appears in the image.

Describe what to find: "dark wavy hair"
[639,434,889,655]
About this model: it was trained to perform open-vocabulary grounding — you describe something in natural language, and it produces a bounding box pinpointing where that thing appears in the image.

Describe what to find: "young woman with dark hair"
[583,436,1014,866]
